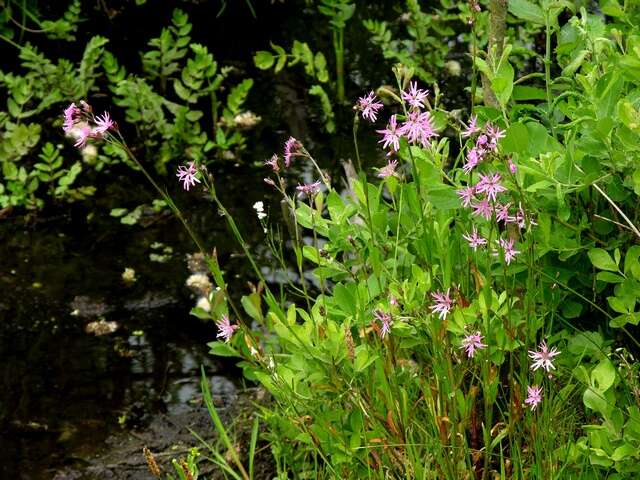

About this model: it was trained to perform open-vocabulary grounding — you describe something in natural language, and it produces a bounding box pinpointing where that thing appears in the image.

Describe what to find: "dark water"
[0,1,471,477]
[0,170,268,478]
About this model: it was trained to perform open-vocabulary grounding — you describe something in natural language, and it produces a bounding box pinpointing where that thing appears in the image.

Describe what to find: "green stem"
[334,28,345,103]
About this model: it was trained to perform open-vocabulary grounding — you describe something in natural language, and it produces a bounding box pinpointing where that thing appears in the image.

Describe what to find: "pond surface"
[0,173,259,478]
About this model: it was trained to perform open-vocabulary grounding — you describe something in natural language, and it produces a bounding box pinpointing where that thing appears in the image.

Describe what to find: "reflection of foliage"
[364,0,465,84]
[0,0,82,43]
[255,40,335,131]
[0,38,109,209]
[105,9,256,173]
[0,5,257,210]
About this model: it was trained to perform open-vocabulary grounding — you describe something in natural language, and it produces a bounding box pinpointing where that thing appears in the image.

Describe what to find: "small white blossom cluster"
[253,201,267,220]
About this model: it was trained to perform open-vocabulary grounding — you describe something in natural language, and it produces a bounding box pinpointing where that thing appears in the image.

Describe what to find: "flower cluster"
[461,120,505,174]
[355,91,384,122]
[460,331,486,358]
[176,162,201,191]
[296,180,322,198]
[455,118,532,265]
[528,341,561,372]
[374,310,392,339]
[430,289,454,320]
[377,159,398,178]
[284,136,303,167]
[63,102,115,148]
[215,315,238,343]
[525,385,543,411]
[523,341,562,411]
[376,82,438,154]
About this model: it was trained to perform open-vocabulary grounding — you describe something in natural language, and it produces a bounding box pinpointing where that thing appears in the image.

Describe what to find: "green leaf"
[611,444,638,462]
[508,0,545,25]
[354,345,378,372]
[513,85,547,101]
[501,122,529,156]
[624,246,640,279]
[241,293,262,322]
[588,248,619,272]
[596,272,625,283]
[110,208,128,217]
[254,51,275,69]
[492,60,514,109]
[562,300,583,318]
[610,312,640,328]
[568,331,603,357]
[591,359,616,392]
[207,341,240,357]
[583,387,609,415]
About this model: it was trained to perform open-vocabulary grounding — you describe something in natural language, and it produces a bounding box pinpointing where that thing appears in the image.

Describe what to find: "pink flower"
[514,203,536,229]
[476,134,489,149]
[430,289,453,320]
[374,310,392,339]
[486,123,506,151]
[460,331,486,358]
[401,81,429,109]
[472,198,493,220]
[398,110,438,147]
[377,159,398,178]
[525,385,543,411]
[461,114,480,138]
[265,154,279,172]
[462,226,487,250]
[296,180,322,198]
[528,341,561,372]
[456,186,476,207]
[496,237,520,265]
[73,125,92,148]
[475,173,507,202]
[93,111,114,135]
[377,114,401,152]
[63,103,80,133]
[462,147,483,174]
[356,91,383,122]
[508,158,517,174]
[176,162,201,191]
[284,137,302,167]
[494,202,514,223]
[216,315,238,343]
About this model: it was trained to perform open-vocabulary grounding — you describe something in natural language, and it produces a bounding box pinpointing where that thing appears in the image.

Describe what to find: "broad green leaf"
[596,272,625,283]
[583,387,609,415]
[501,122,529,156]
[568,331,603,357]
[207,341,240,357]
[513,85,547,101]
[588,248,619,272]
[508,0,545,25]
[492,60,514,109]
[611,444,638,461]
[591,359,615,392]
[241,293,262,322]
[254,50,275,69]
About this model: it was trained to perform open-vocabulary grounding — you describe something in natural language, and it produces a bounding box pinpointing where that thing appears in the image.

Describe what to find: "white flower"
[253,201,267,220]
[186,273,213,295]
[196,296,211,312]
